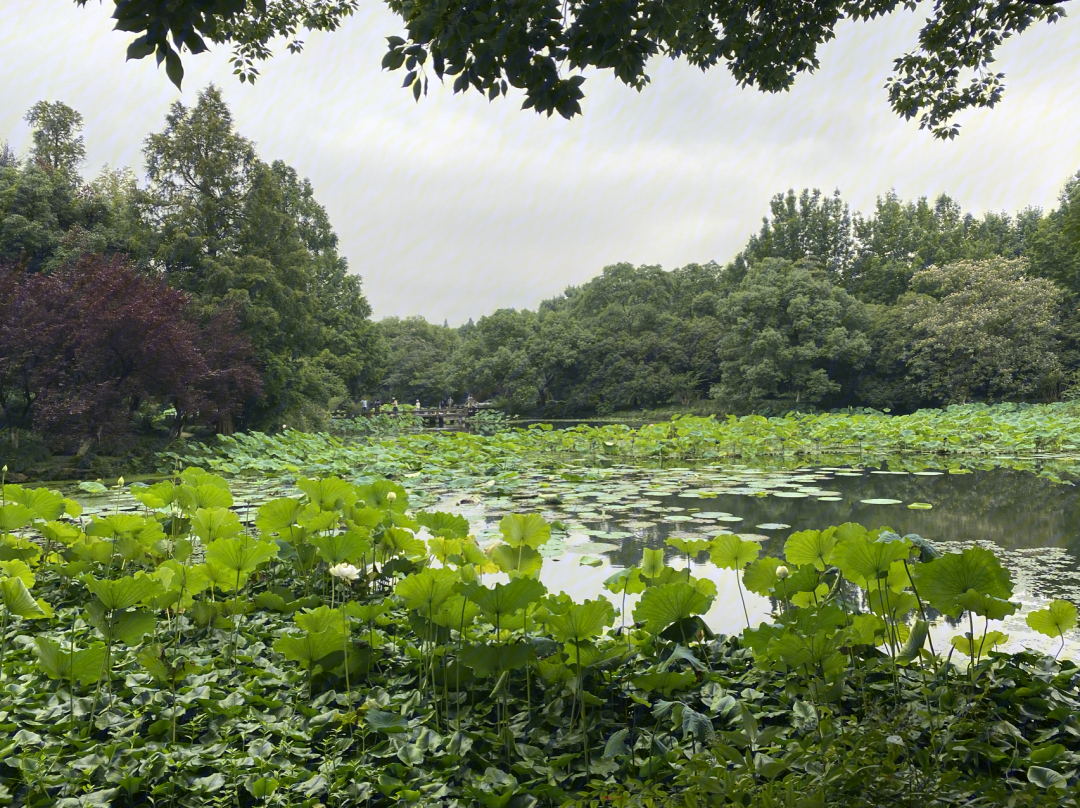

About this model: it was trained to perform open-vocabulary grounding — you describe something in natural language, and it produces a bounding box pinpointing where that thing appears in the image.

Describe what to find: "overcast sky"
[4,3,1080,324]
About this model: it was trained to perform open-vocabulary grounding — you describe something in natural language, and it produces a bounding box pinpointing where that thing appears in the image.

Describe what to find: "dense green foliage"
[81,0,1066,137]
[376,178,1080,416]
[178,402,1080,486]
[2,470,1079,806]
[0,90,378,462]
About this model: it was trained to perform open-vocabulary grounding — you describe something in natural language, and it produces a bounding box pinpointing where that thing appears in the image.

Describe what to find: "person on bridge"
[415,399,421,409]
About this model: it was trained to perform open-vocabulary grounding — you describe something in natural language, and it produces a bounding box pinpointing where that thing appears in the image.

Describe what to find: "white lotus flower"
[775,565,790,580]
[386,491,397,503]
[329,562,361,581]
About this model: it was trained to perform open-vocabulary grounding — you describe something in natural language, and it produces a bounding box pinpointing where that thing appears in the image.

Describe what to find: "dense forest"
[0,88,380,467]
[2,86,1080,470]
[378,183,1080,416]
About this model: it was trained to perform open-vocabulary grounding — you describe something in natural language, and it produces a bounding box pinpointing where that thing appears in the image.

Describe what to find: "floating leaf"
[907,502,933,510]
[859,499,902,505]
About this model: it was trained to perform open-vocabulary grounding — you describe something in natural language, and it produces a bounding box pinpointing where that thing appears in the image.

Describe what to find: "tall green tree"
[142,85,377,430]
[24,101,85,176]
[711,259,870,412]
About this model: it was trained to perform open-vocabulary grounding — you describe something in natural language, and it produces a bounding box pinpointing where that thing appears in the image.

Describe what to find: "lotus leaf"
[416,510,471,539]
[633,582,712,634]
[832,533,911,587]
[542,598,614,643]
[311,529,371,565]
[83,573,164,611]
[192,507,243,542]
[489,543,543,578]
[206,538,279,585]
[950,630,1009,657]
[396,568,458,615]
[355,480,408,512]
[640,547,666,579]
[296,476,355,511]
[460,641,534,676]
[274,628,342,668]
[1,577,46,618]
[783,529,837,571]
[911,546,1013,618]
[256,498,304,533]
[1026,599,1078,640]
[4,486,65,522]
[34,638,108,685]
[710,534,759,570]
[604,567,645,595]
[742,556,783,597]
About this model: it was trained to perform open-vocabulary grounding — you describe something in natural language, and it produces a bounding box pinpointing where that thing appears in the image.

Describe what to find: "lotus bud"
[386,491,397,503]
[1,465,6,474]
[776,565,790,580]
[117,476,125,487]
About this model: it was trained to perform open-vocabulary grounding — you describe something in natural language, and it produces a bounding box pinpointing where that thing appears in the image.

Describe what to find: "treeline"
[0,89,379,461]
[377,183,1080,415]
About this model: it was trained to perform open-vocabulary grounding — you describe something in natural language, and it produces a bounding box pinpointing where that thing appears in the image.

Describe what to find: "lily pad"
[756,523,791,530]
[817,496,843,502]
[907,503,933,510]
[578,556,603,567]
[860,498,903,505]
[772,491,809,498]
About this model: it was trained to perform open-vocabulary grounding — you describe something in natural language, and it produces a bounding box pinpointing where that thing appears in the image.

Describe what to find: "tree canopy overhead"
[77,0,1068,138]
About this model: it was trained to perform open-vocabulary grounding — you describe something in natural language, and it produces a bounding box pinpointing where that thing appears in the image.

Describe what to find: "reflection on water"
[447,463,1080,648]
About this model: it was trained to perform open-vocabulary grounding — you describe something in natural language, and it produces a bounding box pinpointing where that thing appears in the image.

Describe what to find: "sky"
[3,3,1080,325]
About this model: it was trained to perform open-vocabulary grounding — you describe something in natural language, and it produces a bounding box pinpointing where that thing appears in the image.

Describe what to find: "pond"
[66,455,1080,652]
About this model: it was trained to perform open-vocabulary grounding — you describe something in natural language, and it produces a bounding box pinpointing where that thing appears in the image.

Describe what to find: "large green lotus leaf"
[769,627,845,670]
[632,670,696,696]
[775,564,820,596]
[180,468,230,491]
[640,548,666,579]
[950,630,1008,657]
[86,513,148,538]
[346,504,384,529]
[427,537,462,563]
[499,513,551,549]
[832,522,868,543]
[396,568,459,615]
[955,590,1018,621]
[742,557,783,597]
[459,540,489,568]
[192,507,243,543]
[296,476,355,512]
[206,537,279,579]
[709,535,759,571]
[784,529,837,571]
[461,577,546,620]
[633,582,712,634]
[1,576,45,618]
[34,638,108,685]
[380,527,427,559]
[178,483,233,513]
[365,709,408,733]
[490,543,543,578]
[417,511,471,539]
[344,598,392,623]
[129,481,176,511]
[200,561,236,591]
[256,498,304,533]
[311,529,371,565]
[83,572,164,611]
[274,627,341,668]
[1026,600,1078,639]
[604,567,645,595]
[354,480,408,512]
[0,559,34,588]
[430,593,480,629]
[911,546,1013,618]
[299,505,338,533]
[542,598,615,643]
[849,613,888,646]
[867,589,920,621]
[294,605,346,637]
[460,641,534,676]
[537,656,573,686]
[832,534,911,587]
[5,486,65,522]
[39,521,82,547]
[157,560,209,596]
[0,503,35,532]
[88,606,156,646]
